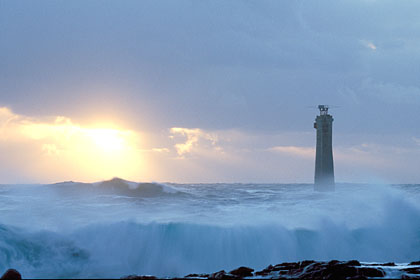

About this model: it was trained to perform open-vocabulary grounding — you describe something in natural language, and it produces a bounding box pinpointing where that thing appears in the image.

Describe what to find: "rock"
[185,273,210,278]
[209,270,236,280]
[410,261,420,266]
[328,260,340,266]
[319,263,357,279]
[272,262,300,271]
[122,275,157,279]
[365,262,395,266]
[347,276,367,280]
[402,275,420,279]
[403,267,420,274]
[1,269,21,280]
[255,264,274,276]
[299,260,316,268]
[358,267,385,277]
[116,259,395,279]
[344,260,361,266]
[229,267,253,277]
[293,260,374,280]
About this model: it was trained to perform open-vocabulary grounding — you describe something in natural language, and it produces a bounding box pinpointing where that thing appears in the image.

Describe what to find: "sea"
[0,178,419,278]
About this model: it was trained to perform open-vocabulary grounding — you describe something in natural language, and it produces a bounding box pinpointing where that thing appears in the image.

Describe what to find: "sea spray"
[0,180,419,278]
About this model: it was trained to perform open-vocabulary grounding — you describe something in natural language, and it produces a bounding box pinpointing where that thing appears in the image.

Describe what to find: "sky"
[0,0,419,184]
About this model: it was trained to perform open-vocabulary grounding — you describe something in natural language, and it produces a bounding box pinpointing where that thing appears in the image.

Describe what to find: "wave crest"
[51,177,181,197]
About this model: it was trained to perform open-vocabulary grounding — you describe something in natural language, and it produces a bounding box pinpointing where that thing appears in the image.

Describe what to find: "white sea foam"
[0,181,419,278]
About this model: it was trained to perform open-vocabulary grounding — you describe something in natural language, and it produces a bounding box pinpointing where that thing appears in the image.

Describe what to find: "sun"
[0,107,155,182]
[86,128,130,153]
[70,125,144,179]
[21,117,144,180]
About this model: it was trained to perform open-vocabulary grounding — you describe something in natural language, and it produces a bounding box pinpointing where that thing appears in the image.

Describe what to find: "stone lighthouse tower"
[314,105,335,191]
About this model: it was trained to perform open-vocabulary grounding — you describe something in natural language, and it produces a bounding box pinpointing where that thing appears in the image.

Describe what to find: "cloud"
[151,148,170,153]
[361,78,420,104]
[268,146,315,158]
[1,0,420,137]
[42,143,60,156]
[170,127,219,157]
[0,108,137,154]
[360,40,377,51]
[267,143,387,165]
[367,42,377,50]
[0,107,419,184]
[340,78,420,106]
[0,107,154,182]
[413,137,420,146]
[266,142,420,182]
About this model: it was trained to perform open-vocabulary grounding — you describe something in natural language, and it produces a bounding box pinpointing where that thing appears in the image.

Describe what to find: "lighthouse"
[314,105,335,191]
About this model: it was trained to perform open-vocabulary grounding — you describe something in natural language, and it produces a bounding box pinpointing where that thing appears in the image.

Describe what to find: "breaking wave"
[52,177,181,197]
[0,182,420,278]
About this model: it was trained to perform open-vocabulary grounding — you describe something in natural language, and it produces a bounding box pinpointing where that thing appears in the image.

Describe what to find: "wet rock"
[344,260,361,266]
[256,260,365,279]
[314,263,357,279]
[272,262,300,271]
[410,261,420,266]
[1,270,21,280]
[209,270,236,280]
[358,267,385,278]
[347,276,367,280]
[402,275,420,279]
[255,264,274,276]
[185,273,210,278]
[299,260,316,268]
[122,275,157,279]
[293,260,375,280]
[229,267,253,277]
[366,262,395,266]
[119,260,420,279]
[403,267,420,274]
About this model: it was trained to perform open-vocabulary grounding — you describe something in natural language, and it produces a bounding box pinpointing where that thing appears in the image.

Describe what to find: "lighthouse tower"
[314,105,335,191]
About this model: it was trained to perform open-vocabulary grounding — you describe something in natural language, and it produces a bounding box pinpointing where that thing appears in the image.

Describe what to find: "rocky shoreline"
[122,260,420,279]
[2,260,420,279]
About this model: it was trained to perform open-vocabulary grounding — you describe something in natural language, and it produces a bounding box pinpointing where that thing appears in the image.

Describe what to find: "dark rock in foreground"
[1,269,21,280]
[229,267,254,278]
[119,260,420,279]
[209,270,236,279]
[4,260,420,279]
[403,267,420,274]
[250,260,384,279]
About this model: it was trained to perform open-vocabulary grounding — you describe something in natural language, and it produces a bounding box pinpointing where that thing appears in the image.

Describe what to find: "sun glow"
[0,107,151,182]
[86,128,131,153]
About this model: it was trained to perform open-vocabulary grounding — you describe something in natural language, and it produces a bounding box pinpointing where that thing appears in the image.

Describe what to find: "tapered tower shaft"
[314,105,335,191]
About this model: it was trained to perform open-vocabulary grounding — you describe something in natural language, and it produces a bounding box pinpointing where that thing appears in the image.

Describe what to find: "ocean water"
[0,178,419,278]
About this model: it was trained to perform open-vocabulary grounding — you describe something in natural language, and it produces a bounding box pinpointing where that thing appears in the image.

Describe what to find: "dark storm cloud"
[2,0,419,133]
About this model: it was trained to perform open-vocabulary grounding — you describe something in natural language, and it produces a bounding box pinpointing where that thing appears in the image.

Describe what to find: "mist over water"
[1,179,420,278]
